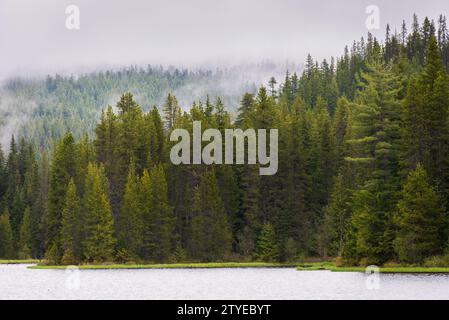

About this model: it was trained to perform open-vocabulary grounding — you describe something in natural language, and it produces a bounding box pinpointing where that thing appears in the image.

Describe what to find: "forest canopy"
[1,14,449,266]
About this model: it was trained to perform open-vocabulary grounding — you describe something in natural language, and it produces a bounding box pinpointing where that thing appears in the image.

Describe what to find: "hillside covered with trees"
[0,62,290,154]
[1,14,449,266]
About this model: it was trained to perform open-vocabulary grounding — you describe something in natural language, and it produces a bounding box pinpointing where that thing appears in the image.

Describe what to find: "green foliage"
[256,223,279,262]
[119,162,143,258]
[83,163,116,262]
[189,170,232,262]
[394,164,446,263]
[0,211,14,259]
[60,179,81,263]
[18,207,32,259]
[1,14,449,266]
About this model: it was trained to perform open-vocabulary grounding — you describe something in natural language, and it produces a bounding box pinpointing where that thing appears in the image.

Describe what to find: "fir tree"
[0,210,13,259]
[83,163,116,262]
[401,36,449,192]
[255,223,279,262]
[119,162,143,258]
[18,207,32,259]
[60,179,81,264]
[394,164,446,263]
[189,170,232,262]
[46,133,77,262]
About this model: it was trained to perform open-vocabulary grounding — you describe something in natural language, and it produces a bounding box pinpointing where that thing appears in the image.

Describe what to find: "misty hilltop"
[0,62,300,152]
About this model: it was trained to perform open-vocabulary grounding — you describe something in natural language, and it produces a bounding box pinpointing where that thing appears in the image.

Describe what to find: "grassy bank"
[297,262,449,273]
[0,259,40,264]
[29,262,298,270]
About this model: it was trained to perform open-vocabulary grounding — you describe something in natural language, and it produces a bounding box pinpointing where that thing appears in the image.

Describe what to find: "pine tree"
[0,210,13,259]
[163,93,181,130]
[346,62,402,264]
[255,223,279,262]
[394,164,446,263]
[46,133,77,262]
[83,163,116,262]
[149,106,165,164]
[140,165,174,262]
[118,162,143,259]
[323,173,353,257]
[268,77,277,98]
[401,36,449,192]
[60,179,81,264]
[189,170,232,262]
[18,207,32,259]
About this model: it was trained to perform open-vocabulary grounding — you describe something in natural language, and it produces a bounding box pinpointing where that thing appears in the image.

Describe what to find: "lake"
[1,264,449,299]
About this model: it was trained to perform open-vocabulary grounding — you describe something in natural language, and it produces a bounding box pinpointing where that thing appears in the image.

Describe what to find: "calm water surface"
[1,264,449,299]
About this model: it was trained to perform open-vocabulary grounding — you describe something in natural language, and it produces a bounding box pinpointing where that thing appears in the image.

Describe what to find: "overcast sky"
[1,0,449,79]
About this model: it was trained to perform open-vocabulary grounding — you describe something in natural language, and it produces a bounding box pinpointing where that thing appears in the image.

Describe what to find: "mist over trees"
[1,14,449,266]
[0,62,293,154]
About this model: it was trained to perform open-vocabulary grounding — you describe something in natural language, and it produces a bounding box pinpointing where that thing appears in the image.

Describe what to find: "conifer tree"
[255,223,279,262]
[149,106,165,164]
[346,62,402,264]
[46,133,77,261]
[163,93,181,130]
[140,165,173,262]
[189,170,232,262]
[18,207,32,259]
[0,210,13,259]
[83,163,116,262]
[394,164,446,263]
[323,173,353,257]
[60,179,81,264]
[401,36,449,192]
[118,162,143,258]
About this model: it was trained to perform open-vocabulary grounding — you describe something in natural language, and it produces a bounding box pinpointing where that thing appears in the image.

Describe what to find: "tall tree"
[118,162,143,259]
[189,170,232,262]
[18,207,32,259]
[83,163,116,262]
[255,223,279,262]
[60,179,81,264]
[46,133,77,262]
[401,36,449,193]
[394,164,446,263]
[0,210,13,259]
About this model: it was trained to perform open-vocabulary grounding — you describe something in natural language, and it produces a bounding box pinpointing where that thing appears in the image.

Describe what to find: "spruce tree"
[401,36,449,192]
[394,164,446,263]
[255,223,279,262]
[0,210,13,259]
[18,207,32,259]
[119,162,143,259]
[46,133,77,262]
[163,93,181,130]
[60,179,81,264]
[189,170,232,262]
[140,165,173,262]
[346,62,402,264]
[83,163,116,262]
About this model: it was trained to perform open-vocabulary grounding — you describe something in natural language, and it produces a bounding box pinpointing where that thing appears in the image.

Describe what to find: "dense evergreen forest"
[0,63,286,154]
[1,14,449,266]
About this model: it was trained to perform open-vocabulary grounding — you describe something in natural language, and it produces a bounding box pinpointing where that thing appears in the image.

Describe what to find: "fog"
[1,0,449,79]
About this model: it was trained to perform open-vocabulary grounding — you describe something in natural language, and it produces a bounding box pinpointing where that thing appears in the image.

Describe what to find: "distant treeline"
[0,64,263,154]
[1,14,449,266]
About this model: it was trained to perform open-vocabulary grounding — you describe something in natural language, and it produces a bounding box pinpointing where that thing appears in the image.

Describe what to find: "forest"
[0,63,283,154]
[1,14,449,266]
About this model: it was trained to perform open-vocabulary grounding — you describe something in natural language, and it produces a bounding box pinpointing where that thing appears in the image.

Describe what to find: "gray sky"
[1,0,449,79]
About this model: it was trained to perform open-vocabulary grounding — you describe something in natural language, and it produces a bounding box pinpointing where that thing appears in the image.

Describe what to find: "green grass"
[29,262,298,270]
[0,259,40,264]
[296,262,449,273]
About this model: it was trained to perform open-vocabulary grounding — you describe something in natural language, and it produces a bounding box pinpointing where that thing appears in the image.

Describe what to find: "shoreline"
[29,262,298,270]
[0,260,40,264]
[297,262,449,274]
[2,260,447,273]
